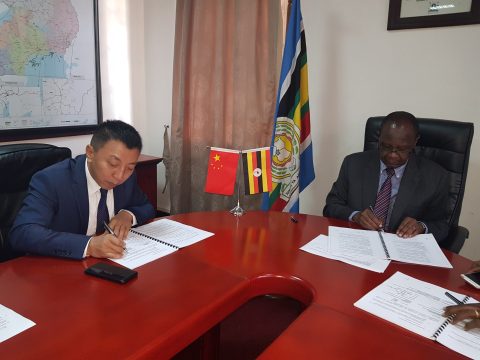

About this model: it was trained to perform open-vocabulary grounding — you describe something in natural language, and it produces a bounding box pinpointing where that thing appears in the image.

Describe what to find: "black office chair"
[364,116,474,253]
[0,143,71,262]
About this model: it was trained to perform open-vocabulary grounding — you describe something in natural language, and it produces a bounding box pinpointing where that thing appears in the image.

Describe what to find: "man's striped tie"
[373,168,395,229]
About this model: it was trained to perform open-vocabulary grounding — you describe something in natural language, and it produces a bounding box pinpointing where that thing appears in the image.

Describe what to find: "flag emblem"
[262,0,315,213]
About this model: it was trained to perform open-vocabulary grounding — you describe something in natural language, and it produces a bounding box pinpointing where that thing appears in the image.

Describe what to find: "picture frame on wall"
[388,0,480,30]
[0,0,102,141]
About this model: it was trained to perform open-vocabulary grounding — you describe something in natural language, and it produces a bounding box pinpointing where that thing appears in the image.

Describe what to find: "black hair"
[90,120,142,151]
[380,111,419,138]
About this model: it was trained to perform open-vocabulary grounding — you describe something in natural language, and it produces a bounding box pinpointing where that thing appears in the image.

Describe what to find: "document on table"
[354,271,480,359]
[0,304,35,343]
[129,218,214,248]
[300,234,390,273]
[111,230,177,269]
[328,226,452,268]
[111,219,214,269]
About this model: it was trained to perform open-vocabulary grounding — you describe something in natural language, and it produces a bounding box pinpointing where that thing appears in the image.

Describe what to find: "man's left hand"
[108,211,133,241]
[396,217,424,238]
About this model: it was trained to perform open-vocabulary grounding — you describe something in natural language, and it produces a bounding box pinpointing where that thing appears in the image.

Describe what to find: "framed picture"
[0,0,102,141]
[388,0,480,30]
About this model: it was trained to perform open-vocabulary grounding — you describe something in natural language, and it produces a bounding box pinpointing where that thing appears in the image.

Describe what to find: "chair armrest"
[439,225,469,254]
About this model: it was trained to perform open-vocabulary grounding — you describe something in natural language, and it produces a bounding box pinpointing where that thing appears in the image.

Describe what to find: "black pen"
[103,221,117,236]
[369,205,384,232]
[445,291,462,305]
[290,216,298,223]
[104,221,127,252]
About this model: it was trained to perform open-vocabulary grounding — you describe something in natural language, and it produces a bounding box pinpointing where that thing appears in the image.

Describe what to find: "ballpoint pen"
[445,291,462,305]
[369,205,384,232]
[103,221,127,251]
[103,221,116,236]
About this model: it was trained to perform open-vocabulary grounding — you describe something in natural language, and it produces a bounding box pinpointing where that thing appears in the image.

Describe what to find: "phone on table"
[85,262,137,284]
[461,272,480,289]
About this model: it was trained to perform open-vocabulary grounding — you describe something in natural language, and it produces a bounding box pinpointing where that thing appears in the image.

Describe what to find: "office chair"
[0,143,71,262]
[364,116,474,253]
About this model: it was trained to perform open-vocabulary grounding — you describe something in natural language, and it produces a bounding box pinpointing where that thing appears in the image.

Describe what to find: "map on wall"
[0,0,100,133]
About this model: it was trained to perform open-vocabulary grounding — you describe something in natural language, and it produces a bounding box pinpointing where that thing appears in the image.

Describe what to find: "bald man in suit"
[323,111,449,243]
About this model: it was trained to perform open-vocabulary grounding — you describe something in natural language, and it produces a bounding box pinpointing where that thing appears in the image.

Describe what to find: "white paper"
[382,233,452,268]
[328,227,386,259]
[438,321,480,360]
[354,271,480,358]
[130,219,214,248]
[0,304,35,343]
[111,231,177,269]
[300,235,390,273]
[111,219,214,269]
[328,226,452,269]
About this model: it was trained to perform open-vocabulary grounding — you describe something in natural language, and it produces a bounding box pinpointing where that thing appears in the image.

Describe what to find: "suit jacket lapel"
[72,155,89,234]
[390,154,420,229]
[363,151,380,209]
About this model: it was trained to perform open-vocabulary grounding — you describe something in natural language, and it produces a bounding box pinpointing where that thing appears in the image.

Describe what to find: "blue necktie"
[96,188,109,234]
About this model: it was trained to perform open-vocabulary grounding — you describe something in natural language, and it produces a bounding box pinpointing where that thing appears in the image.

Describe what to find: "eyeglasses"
[379,143,413,156]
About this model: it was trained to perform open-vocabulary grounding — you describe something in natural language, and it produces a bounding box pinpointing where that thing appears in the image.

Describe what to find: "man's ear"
[415,135,420,146]
[86,144,94,161]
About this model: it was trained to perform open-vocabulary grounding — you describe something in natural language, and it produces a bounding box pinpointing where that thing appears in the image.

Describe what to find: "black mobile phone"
[461,272,480,290]
[85,262,137,284]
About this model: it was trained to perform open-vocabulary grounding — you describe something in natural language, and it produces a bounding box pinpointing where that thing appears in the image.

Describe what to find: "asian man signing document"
[9,120,155,260]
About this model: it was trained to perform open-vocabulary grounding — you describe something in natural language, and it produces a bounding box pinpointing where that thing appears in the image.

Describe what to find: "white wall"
[3,1,479,259]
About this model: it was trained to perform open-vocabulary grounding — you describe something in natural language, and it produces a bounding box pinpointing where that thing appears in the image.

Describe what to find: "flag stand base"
[230,201,245,216]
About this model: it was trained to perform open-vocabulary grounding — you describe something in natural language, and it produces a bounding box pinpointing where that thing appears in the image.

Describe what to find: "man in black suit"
[323,111,449,242]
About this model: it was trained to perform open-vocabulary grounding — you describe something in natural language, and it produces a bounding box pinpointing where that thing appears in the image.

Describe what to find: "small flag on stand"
[242,147,272,195]
[205,147,240,195]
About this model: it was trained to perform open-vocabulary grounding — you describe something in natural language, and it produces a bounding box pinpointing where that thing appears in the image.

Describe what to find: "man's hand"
[352,208,383,231]
[443,303,480,330]
[87,233,125,259]
[396,217,424,238]
[108,211,134,241]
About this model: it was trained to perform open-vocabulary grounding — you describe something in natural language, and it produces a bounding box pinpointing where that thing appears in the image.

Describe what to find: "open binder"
[328,226,452,268]
[110,219,214,269]
[355,272,480,359]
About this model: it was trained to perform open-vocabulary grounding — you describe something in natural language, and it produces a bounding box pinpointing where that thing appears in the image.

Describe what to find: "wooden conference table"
[0,211,476,359]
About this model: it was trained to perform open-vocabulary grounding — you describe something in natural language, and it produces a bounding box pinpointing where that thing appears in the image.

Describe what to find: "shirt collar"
[380,160,407,178]
[85,160,102,196]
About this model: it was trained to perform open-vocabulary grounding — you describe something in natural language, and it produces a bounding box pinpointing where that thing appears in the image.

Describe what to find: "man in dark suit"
[9,120,156,260]
[323,111,449,242]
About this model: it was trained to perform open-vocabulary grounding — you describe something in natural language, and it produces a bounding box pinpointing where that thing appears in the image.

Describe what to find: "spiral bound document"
[328,226,452,268]
[110,219,214,269]
[354,272,480,359]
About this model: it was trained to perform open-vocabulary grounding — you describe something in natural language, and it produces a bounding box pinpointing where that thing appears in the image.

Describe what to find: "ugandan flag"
[262,0,315,213]
[242,147,272,195]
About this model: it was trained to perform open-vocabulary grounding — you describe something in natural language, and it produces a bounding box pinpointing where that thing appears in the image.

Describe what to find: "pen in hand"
[369,205,384,232]
[103,221,127,252]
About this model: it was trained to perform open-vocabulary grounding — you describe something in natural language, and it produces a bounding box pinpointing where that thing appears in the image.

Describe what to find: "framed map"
[0,0,101,141]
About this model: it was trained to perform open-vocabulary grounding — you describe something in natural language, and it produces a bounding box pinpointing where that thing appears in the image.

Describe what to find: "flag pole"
[230,150,245,216]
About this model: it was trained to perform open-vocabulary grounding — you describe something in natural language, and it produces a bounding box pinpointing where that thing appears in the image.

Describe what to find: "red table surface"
[0,211,476,359]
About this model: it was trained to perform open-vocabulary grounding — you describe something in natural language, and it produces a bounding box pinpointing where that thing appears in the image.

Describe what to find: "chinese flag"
[205,147,240,195]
